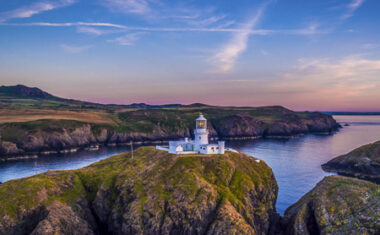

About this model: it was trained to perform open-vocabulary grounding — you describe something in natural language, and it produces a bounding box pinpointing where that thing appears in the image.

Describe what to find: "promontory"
[0,147,279,234]
[322,141,380,183]
[0,85,340,160]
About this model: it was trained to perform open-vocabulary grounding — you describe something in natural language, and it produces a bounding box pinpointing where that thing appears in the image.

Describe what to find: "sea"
[1,115,379,215]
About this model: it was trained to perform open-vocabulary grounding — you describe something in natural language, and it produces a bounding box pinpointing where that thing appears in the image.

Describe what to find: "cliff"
[322,141,380,183]
[283,175,380,235]
[0,107,340,160]
[0,147,279,234]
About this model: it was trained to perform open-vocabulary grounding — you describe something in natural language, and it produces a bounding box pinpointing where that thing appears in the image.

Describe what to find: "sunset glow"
[0,0,379,111]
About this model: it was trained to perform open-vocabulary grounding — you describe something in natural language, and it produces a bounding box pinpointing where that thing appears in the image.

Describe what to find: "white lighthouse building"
[156,114,226,155]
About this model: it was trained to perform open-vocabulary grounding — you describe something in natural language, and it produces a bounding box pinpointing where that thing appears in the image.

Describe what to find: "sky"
[0,0,379,111]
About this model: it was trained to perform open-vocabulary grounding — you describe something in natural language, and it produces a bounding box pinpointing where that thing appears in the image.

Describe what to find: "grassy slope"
[0,147,276,233]
[0,105,320,143]
[0,85,337,147]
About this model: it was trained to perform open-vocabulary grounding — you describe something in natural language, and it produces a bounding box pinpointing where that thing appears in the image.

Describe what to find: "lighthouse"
[157,114,230,155]
[194,114,209,151]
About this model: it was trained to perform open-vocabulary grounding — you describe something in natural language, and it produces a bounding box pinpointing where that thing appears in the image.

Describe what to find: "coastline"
[0,130,339,162]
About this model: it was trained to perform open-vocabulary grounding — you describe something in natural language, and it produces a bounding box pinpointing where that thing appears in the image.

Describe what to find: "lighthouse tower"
[194,114,209,151]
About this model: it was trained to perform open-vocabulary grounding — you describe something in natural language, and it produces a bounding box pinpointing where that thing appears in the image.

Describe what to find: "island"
[322,141,380,183]
[0,85,341,161]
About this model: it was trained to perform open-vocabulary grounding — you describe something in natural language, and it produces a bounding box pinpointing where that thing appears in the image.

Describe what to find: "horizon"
[1,0,379,112]
[2,83,380,113]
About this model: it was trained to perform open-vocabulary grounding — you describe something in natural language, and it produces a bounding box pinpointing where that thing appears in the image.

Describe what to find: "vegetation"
[284,175,380,235]
[0,147,278,234]
[0,85,340,159]
[322,141,380,183]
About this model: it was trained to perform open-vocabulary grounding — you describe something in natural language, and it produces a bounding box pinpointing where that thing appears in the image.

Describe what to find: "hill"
[322,141,380,183]
[0,85,341,160]
[0,85,56,99]
[0,147,279,234]
[0,85,180,110]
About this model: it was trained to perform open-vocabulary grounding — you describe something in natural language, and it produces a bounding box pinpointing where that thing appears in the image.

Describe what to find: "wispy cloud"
[108,32,146,46]
[0,21,327,36]
[279,55,380,98]
[76,26,124,36]
[0,0,77,22]
[361,43,379,49]
[341,0,365,19]
[77,27,106,35]
[208,4,268,73]
[0,22,127,28]
[60,44,92,53]
[103,0,151,14]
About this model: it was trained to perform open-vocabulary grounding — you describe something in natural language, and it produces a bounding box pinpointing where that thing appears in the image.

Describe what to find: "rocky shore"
[0,110,340,161]
[0,147,378,234]
[322,141,380,183]
[283,175,380,235]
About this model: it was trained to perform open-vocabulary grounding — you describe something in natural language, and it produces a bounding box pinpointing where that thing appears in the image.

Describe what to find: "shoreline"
[0,130,338,163]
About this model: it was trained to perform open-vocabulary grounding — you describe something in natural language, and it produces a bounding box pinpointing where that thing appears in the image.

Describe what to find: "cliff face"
[0,147,279,234]
[0,108,340,160]
[322,141,380,183]
[283,175,380,235]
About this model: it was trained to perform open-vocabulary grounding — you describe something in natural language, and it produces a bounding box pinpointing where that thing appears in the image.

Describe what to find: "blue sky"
[0,0,379,111]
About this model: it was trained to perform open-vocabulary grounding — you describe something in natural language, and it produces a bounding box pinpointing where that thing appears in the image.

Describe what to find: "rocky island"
[0,85,340,161]
[322,141,380,183]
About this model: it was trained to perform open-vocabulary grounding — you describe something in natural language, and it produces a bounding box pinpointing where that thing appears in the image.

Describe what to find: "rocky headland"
[1,147,378,234]
[0,107,340,161]
[0,147,279,234]
[322,141,380,183]
[0,85,341,161]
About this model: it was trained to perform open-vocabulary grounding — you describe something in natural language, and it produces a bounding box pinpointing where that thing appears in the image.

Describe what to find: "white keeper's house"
[156,114,231,155]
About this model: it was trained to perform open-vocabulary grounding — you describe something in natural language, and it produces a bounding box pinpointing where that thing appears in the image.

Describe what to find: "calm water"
[1,115,380,214]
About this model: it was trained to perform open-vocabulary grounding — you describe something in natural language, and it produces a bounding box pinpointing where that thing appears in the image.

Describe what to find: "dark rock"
[212,114,265,137]
[322,141,380,183]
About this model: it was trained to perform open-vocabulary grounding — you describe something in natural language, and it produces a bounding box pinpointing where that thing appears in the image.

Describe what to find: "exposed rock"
[212,114,265,137]
[0,147,279,235]
[283,175,380,235]
[0,108,340,160]
[322,141,380,183]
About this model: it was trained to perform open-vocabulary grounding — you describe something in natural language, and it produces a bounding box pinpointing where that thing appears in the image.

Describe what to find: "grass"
[0,108,115,124]
[0,146,277,230]
[0,98,332,144]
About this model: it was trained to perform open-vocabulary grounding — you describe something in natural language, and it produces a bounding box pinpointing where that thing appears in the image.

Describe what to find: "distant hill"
[324,111,380,115]
[0,85,57,100]
[0,85,181,109]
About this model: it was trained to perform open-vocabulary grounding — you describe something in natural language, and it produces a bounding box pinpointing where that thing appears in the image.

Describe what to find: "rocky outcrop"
[283,175,380,235]
[212,114,265,137]
[322,141,380,183]
[0,147,279,234]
